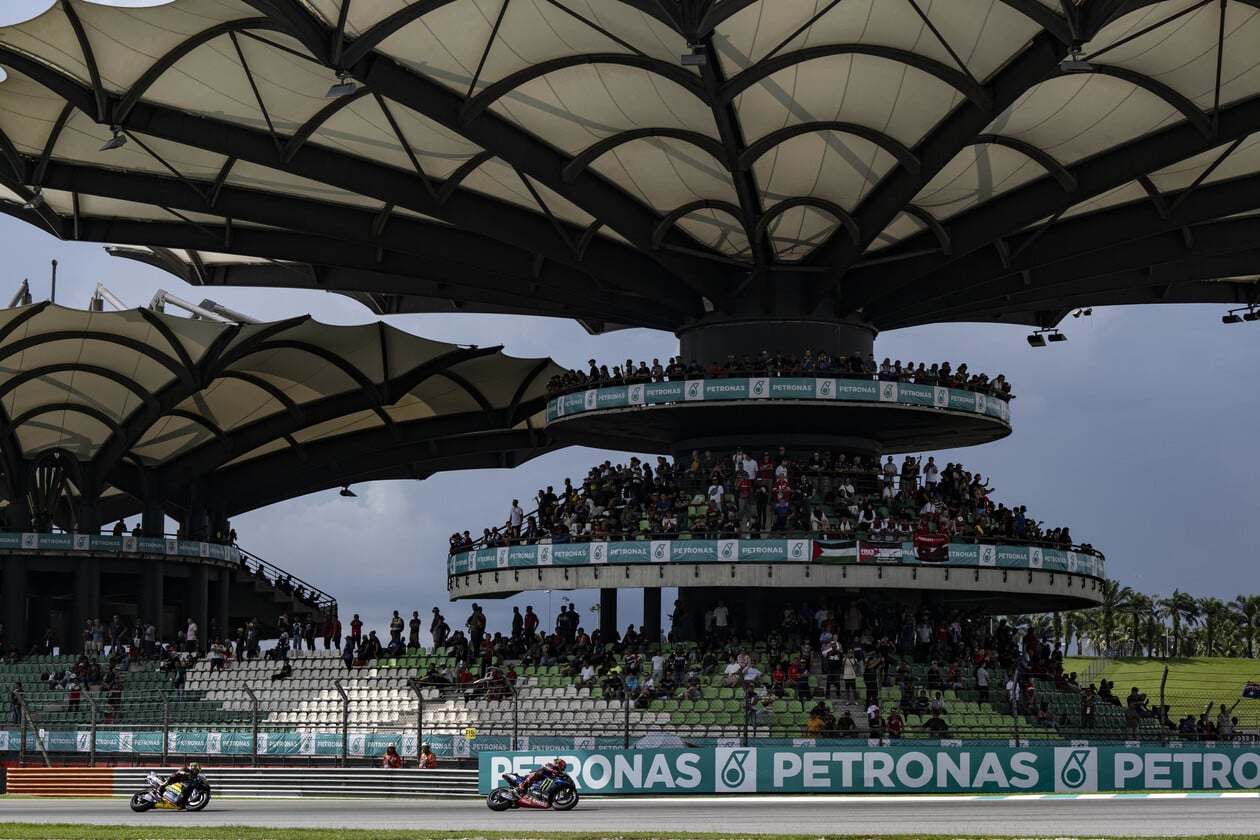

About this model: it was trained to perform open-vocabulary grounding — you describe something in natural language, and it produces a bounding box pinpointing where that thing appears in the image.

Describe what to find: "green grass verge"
[0,830,1258,840]
[1061,657,1260,727]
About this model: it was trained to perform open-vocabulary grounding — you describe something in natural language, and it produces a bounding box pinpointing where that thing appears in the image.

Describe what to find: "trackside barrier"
[480,745,1260,795]
[4,767,479,798]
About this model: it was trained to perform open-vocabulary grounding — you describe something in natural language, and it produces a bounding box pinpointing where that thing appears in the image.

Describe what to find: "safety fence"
[479,744,1260,795]
[2,766,478,798]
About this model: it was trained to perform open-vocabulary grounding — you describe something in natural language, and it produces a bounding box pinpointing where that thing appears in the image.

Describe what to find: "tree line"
[1007,583,1260,659]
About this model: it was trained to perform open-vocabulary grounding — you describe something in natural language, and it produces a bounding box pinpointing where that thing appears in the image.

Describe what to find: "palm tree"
[1160,589,1200,657]
[1127,593,1154,657]
[1231,595,1260,658]
[1199,597,1231,657]
[1051,611,1064,653]
[1096,580,1133,655]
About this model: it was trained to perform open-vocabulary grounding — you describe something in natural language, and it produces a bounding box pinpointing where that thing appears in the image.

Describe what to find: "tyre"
[550,787,578,811]
[486,789,514,812]
[130,793,154,812]
[185,788,211,812]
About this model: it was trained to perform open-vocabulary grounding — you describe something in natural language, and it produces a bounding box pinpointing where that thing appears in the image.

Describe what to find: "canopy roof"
[1,1,1259,331]
[0,303,559,520]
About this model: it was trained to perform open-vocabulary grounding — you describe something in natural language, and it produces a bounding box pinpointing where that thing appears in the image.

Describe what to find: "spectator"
[270,662,292,682]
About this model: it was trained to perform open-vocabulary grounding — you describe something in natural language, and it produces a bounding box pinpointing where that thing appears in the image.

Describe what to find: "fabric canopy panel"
[0,1,1258,331]
[0,303,561,519]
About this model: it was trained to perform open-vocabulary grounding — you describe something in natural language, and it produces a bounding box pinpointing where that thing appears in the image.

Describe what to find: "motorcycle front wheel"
[129,793,154,812]
[551,787,578,811]
[185,788,211,812]
[486,789,514,812]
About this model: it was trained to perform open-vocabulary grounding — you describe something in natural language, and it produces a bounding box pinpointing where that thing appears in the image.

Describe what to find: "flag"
[913,532,950,563]
[812,540,858,564]
[1243,682,1260,700]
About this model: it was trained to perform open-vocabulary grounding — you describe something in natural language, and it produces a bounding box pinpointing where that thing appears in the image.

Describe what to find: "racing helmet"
[553,758,567,771]
[186,762,201,774]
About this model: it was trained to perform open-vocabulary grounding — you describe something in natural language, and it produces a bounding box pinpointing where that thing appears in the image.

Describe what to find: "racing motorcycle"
[129,771,212,812]
[486,771,579,811]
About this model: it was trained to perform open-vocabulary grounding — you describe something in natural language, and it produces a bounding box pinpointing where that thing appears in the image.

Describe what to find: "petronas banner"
[546,378,1010,423]
[480,745,1260,794]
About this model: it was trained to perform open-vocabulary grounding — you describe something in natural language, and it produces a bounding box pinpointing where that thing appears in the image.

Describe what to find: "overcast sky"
[3,1,1259,642]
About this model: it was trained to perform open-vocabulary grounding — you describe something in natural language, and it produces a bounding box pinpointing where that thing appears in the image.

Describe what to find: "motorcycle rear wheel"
[129,793,154,812]
[486,789,514,812]
[551,787,578,811]
[185,788,211,811]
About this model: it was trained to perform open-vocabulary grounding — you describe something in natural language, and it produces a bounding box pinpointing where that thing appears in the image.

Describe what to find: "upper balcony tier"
[545,377,1011,455]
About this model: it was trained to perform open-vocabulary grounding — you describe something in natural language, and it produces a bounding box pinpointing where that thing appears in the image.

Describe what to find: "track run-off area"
[2,793,1258,837]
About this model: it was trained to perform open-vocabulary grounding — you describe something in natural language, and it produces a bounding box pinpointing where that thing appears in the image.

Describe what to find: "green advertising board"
[546,377,1010,423]
[480,745,1260,795]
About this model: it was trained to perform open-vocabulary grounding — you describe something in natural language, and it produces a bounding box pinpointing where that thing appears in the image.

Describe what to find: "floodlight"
[1244,310,1260,322]
[681,52,707,67]
[1060,47,1093,74]
[22,189,44,210]
[325,72,357,98]
[99,128,127,152]
[1222,313,1243,324]
[1048,332,1068,343]
[339,485,357,497]
[1026,333,1046,347]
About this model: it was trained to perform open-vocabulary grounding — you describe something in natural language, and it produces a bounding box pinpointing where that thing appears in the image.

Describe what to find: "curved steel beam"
[651,199,746,249]
[59,0,107,122]
[700,0,1071,45]
[0,362,157,404]
[721,44,991,111]
[562,128,726,183]
[8,403,124,444]
[437,150,495,205]
[281,85,374,161]
[0,331,189,381]
[236,0,729,299]
[973,133,1076,192]
[738,121,920,176]
[460,54,709,124]
[1064,64,1213,138]
[755,196,859,246]
[902,204,952,255]
[112,17,280,125]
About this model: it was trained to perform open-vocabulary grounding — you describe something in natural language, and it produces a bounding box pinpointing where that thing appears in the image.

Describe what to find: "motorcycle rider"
[508,757,567,799]
[158,761,201,808]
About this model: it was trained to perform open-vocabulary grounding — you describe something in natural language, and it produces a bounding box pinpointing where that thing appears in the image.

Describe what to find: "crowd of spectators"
[402,595,1083,739]
[546,352,1013,400]
[450,446,1086,554]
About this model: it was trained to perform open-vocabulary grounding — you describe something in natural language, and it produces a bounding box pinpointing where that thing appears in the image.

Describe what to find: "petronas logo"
[688,382,701,398]
[721,750,752,788]
[1060,750,1091,789]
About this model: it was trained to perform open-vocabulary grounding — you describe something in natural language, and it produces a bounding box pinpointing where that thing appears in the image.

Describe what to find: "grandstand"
[5,648,1186,759]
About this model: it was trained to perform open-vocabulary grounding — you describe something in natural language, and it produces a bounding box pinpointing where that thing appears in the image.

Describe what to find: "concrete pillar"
[73,562,100,653]
[642,588,662,646]
[6,496,30,532]
[599,588,617,642]
[141,501,166,538]
[189,564,209,653]
[140,558,163,635]
[2,557,27,653]
[215,570,231,643]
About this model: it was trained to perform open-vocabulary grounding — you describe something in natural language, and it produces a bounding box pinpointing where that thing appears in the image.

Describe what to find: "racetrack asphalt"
[1,793,1258,836]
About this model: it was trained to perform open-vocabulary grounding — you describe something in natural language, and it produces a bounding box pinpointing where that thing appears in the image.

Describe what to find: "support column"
[141,501,166,539]
[215,570,231,643]
[599,588,617,643]
[140,559,163,637]
[73,562,100,654]
[642,588,661,646]
[2,557,27,653]
[189,564,209,654]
